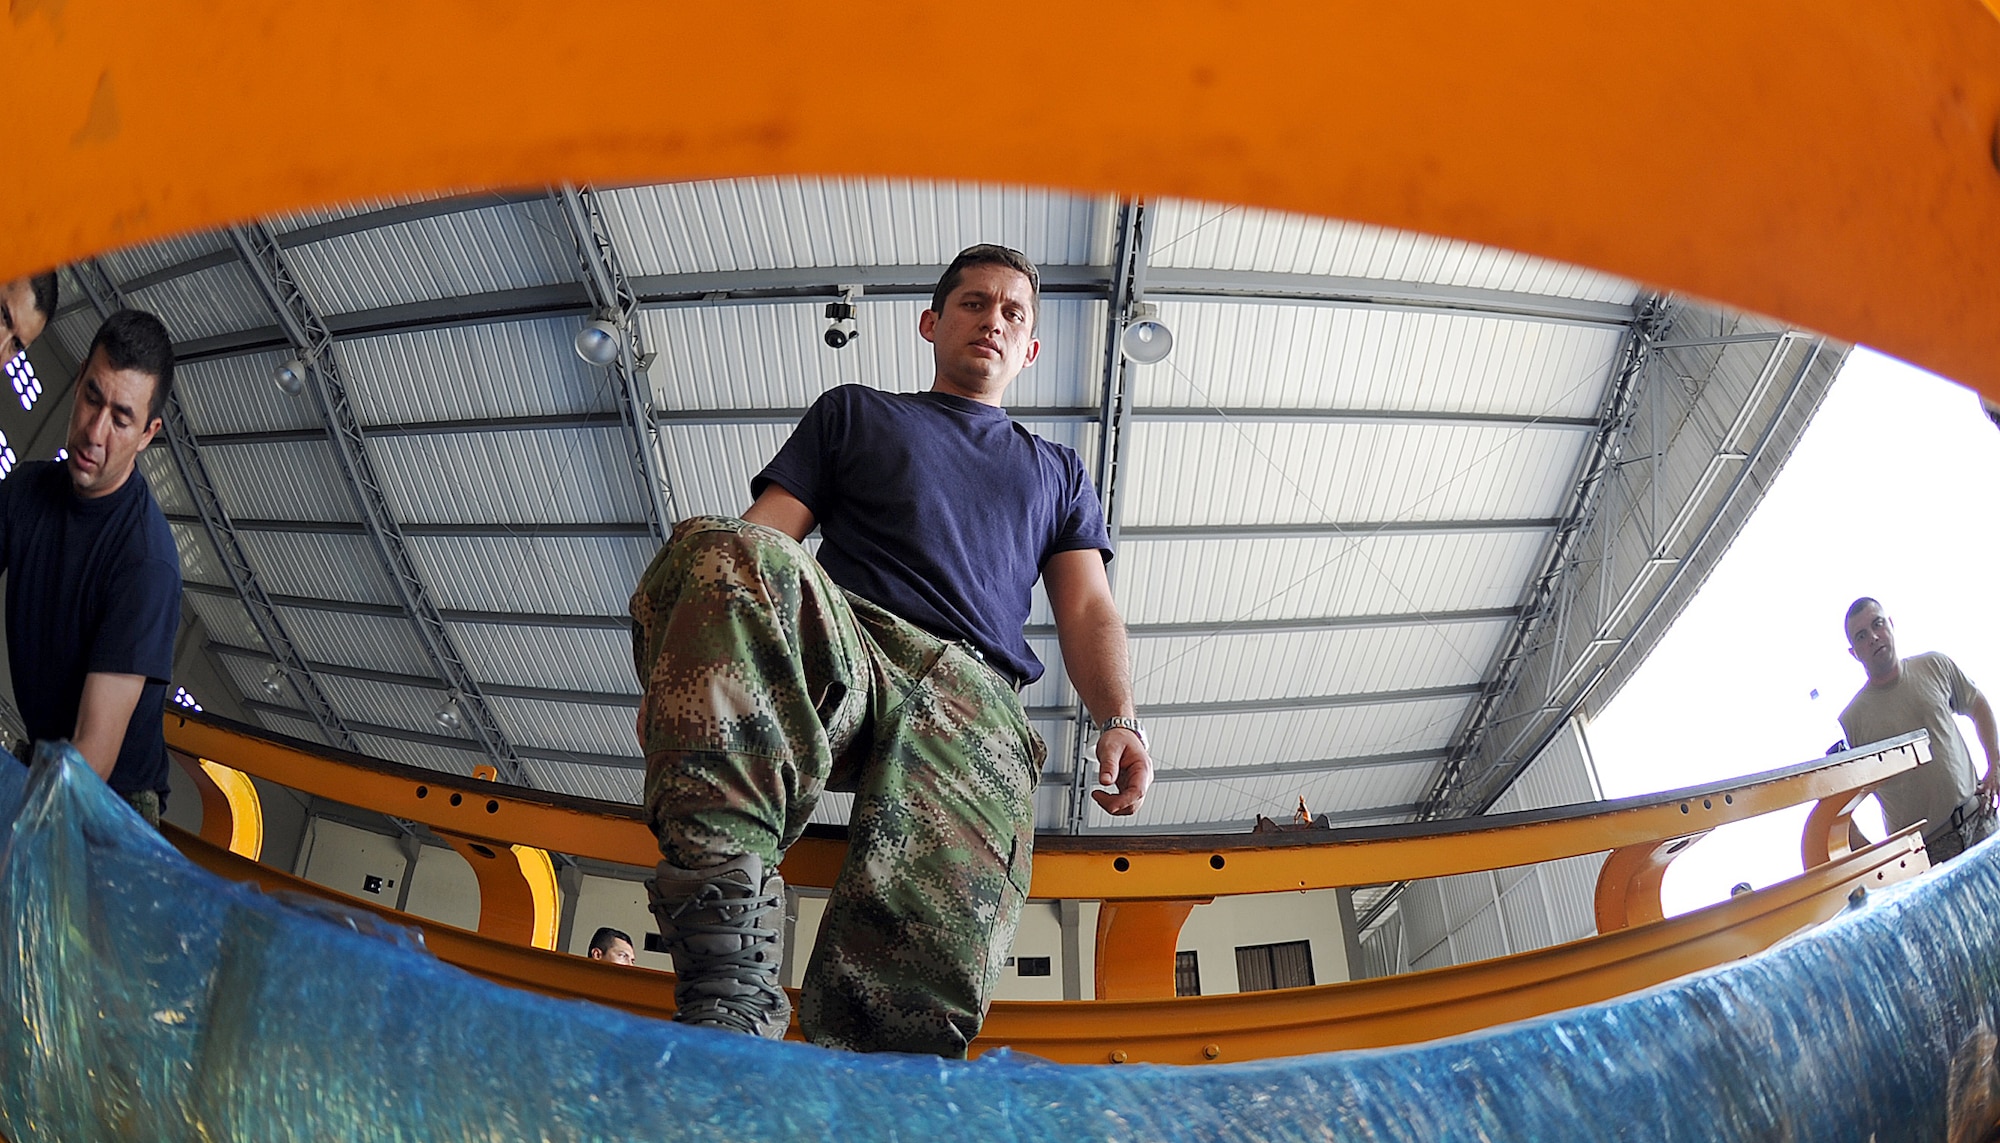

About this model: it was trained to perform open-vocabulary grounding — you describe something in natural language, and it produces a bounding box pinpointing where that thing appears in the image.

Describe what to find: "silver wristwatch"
[1098,716,1147,747]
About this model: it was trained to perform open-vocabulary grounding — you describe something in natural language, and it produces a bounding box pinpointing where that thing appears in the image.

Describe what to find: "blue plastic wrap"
[4,742,1999,1141]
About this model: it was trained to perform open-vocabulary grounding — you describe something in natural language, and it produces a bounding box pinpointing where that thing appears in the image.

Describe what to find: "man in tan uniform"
[1838,597,2000,863]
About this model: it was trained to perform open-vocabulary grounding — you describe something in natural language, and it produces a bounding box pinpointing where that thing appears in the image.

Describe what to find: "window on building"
[1235,939,1315,992]
[1015,956,1051,977]
[1174,950,1201,997]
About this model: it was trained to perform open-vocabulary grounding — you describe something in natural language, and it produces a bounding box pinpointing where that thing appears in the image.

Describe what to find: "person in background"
[1838,597,2000,864]
[587,926,638,966]
[0,309,182,826]
[1,272,59,362]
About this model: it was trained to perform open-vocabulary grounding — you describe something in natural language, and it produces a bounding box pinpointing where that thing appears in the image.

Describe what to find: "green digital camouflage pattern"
[630,516,1042,1058]
[123,789,161,829]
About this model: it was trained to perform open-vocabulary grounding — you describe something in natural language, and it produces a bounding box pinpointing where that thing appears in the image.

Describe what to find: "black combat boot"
[647,853,791,1038]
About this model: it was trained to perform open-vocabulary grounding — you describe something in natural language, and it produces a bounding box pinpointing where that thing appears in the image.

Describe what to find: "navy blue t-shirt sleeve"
[752,387,846,517]
[1044,449,1112,565]
[87,555,180,683]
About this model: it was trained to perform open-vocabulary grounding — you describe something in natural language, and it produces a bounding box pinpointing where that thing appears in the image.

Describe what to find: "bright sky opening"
[1587,347,2000,916]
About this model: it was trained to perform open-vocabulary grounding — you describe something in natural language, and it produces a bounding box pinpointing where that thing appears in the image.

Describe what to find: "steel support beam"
[164,260,1639,368]
[1066,200,1149,833]
[240,699,639,771]
[1119,518,1558,541]
[1420,296,1675,819]
[73,259,361,752]
[209,641,638,709]
[225,222,528,784]
[556,185,675,544]
[1026,605,1522,640]
[182,579,629,630]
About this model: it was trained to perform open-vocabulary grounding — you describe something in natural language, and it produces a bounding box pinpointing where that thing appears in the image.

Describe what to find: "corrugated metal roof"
[125,260,274,343]
[1147,198,1640,304]
[448,624,639,696]
[372,427,648,525]
[198,442,362,523]
[1146,697,1472,772]
[1142,302,1621,419]
[98,230,233,286]
[354,733,483,776]
[271,607,435,678]
[487,697,641,759]
[518,758,641,804]
[338,319,616,426]
[257,711,332,748]
[174,350,329,437]
[1129,620,1509,707]
[284,198,578,316]
[404,535,652,615]
[642,298,1104,414]
[1119,422,1589,527]
[184,592,265,652]
[1115,532,1552,624]
[232,531,397,604]
[600,178,1109,275]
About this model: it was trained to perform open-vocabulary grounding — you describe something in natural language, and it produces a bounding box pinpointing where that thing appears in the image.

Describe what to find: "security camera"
[823,286,862,350]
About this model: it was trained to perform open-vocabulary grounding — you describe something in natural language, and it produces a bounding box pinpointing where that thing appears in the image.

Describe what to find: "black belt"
[1951,793,1996,831]
[958,643,1026,693]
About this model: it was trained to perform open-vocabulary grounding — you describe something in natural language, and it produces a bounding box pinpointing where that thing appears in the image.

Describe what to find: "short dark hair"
[85,309,175,424]
[29,272,58,321]
[1844,597,1883,624]
[588,926,632,955]
[929,244,1041,331]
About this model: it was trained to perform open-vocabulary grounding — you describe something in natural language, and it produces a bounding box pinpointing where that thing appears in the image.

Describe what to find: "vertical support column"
[169,751,264,860]
[1066,200,1150,833]
[1059,899,1085,1000]
[1093,898,1208,1000]
[436,831,562,949]
[1592,832,1709,933]
[1803,790,1881,867]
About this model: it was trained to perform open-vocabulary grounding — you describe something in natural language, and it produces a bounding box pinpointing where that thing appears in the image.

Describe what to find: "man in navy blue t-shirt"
[0,309,182,826]
[631,245,1151,1055]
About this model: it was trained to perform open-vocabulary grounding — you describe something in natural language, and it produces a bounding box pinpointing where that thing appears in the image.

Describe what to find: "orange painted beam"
[434,832,560,950]
[163,713,1929,901]
[1093,899,1208,1000]
[165,822,1928,1065]
[5,3,2000,398]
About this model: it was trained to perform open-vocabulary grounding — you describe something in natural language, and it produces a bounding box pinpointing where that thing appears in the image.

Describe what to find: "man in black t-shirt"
[1,272,59,364]
[631,245,1151,1056]
[0,310,182,826]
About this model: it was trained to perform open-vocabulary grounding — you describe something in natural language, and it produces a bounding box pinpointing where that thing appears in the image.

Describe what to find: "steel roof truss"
[74,258,361,752]
[224,221,528,784]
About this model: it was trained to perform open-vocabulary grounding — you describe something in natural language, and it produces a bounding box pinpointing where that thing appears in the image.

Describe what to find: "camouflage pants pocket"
[800,638,1040,1057]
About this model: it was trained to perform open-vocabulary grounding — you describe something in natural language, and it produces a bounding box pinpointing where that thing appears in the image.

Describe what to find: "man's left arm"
[1042,548,1151,815]
[1969,689,2000,799]
[73,672,147,781]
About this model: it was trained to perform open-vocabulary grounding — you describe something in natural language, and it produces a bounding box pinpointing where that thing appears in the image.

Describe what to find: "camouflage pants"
[630,516,1043,1057]
[124,789,162,829]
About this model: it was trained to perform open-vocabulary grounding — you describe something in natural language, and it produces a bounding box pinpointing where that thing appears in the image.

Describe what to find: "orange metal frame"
[166,712,1927,903]
[4,2,1999,401]
[165,819,1928,1064]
